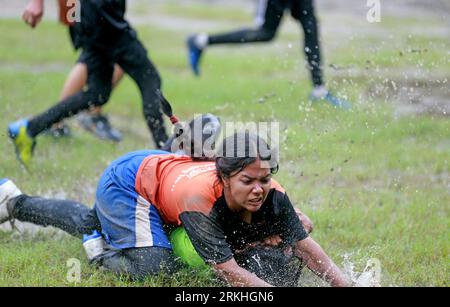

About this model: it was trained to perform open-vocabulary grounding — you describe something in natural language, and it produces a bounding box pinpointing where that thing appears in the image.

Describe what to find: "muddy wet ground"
[0,0,448,235]
[367,78,449,117]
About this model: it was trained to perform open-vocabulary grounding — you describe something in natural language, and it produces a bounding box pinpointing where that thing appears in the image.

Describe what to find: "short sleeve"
[179,211,234,265]
[273,190,309,244]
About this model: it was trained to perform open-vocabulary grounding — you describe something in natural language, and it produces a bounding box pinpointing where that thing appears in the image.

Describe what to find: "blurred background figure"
[187,0,351,109]
[46,0,126,142]
[9,0,175,167]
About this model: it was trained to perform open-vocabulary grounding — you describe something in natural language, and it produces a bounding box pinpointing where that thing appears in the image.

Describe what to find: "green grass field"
[0,2,449,286]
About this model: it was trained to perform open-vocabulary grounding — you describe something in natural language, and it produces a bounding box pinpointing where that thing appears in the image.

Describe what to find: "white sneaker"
[0,178,22,224]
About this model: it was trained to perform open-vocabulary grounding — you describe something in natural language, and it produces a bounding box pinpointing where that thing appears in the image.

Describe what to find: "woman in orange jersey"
[1,131,348,286]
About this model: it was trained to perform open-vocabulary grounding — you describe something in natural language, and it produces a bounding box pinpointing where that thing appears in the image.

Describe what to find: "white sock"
[311,85,329,99]
[194,33,209,49]
[0,180,22,223]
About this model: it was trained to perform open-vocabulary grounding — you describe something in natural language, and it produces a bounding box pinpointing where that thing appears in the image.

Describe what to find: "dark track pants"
[27,35,168,147]
[208,0,323,86]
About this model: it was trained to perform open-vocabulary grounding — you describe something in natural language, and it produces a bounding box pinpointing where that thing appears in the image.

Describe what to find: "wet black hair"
[215,132,279,181]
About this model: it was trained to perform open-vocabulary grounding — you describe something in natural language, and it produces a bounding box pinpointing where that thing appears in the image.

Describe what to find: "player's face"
[225,159,272,213]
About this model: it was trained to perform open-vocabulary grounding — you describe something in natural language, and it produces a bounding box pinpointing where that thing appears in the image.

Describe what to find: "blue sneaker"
[187,35,203,76]
[0,178,22,224]
[310,92,352,110]
[323,93,352,110]
[8,119,36,167]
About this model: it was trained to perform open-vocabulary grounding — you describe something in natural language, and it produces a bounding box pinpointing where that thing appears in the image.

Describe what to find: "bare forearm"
[294,207,314,233]
[296,238,349,287]
[214,260,273,287]
[305,252,348,287]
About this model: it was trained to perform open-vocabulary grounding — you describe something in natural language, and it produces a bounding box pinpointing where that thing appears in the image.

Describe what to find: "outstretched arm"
[294,207,314,234]
[295,237,349,287]
[23,0,44,28]
[213,258,273,287]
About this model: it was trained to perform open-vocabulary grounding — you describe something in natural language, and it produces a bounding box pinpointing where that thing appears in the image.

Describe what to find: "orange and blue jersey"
[94,150,172,250]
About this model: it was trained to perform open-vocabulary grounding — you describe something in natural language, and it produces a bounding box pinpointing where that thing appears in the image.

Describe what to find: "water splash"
[343,254,382,287]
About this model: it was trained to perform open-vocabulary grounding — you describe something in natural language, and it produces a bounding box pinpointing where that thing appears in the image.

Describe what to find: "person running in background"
[0,132,344,286]
[47,0,124,142]
[49,60,124,142]
[9,0,174,168]
[187,0,351,109]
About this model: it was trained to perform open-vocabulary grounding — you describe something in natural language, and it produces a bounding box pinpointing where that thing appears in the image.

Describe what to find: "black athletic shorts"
[76,49,92,65]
